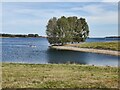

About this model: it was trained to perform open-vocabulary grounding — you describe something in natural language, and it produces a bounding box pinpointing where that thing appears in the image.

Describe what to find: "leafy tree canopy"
[46,16,89,45]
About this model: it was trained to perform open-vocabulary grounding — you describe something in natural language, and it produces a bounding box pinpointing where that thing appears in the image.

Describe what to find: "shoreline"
[0,37,46,38]
[2,62,117,67]
[50,46,120,56]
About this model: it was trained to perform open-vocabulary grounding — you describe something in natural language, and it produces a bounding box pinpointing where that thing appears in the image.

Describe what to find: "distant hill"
[0,33,47,38]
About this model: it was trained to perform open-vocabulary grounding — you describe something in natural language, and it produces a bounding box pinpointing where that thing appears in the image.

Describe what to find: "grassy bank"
[65,42,120,51]
[2,63,118,88]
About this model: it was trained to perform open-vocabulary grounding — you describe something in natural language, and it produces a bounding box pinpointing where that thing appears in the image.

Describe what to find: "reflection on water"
[2,38,119,66]
[47,49,88,64]
[47,49,119,66]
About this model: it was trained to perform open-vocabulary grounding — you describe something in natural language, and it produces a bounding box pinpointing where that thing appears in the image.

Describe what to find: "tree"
[46,16,89,45]
[46,17,58,45]
[57,16,70,45]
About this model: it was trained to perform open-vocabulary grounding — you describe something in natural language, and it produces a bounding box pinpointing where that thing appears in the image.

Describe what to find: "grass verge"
[65,42,120,51]
[2,63,119,88]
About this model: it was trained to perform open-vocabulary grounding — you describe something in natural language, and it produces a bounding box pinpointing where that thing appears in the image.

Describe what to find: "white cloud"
[3,3,118,28]
[10,8,77,20]
[87,11,118,25]
[3,8,76,29]
[102,0,119,2]
[71,5,105,15]
[71,4,118,25]
[4,19,42,26]
[2,2,118,37]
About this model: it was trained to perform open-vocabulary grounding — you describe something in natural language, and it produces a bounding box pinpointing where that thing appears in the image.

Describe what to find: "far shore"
[0,36,47,38]
[50,46,120,56]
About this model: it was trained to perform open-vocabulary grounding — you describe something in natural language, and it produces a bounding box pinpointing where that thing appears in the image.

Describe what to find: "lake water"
[1,37,120,66]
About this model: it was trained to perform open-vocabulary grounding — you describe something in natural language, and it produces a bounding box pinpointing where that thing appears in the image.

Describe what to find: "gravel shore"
[51,46,120,56]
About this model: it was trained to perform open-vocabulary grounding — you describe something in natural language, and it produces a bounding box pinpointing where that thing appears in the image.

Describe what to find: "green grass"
[67,42,120,51]
[2,63,119,88]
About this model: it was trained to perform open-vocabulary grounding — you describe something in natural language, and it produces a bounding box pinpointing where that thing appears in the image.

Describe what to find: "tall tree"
[46,17,58,44]
[46,16,89,45]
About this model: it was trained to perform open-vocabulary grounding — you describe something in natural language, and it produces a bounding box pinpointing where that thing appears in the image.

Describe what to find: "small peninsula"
[50,41,120,56]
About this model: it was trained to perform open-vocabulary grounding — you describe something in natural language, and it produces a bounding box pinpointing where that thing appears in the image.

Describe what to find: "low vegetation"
[2,63,118,88]
[0,33,40,38]
[66,41,120,51]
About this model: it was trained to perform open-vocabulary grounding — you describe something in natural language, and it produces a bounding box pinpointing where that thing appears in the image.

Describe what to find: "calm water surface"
[2,38,119,66]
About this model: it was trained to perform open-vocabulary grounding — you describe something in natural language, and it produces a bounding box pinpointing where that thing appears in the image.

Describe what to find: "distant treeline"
[105,36,120,38]
[0,34,45,38]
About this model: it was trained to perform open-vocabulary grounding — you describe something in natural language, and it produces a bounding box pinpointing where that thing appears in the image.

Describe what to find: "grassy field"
[65,41,120,51]
[2,63,119,88]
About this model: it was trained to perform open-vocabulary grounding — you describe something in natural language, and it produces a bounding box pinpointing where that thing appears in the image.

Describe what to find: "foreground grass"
[2,63,119,88]
[66,41,120,51]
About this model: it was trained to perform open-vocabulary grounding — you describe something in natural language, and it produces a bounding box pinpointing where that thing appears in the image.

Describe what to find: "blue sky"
[1,1,118,37]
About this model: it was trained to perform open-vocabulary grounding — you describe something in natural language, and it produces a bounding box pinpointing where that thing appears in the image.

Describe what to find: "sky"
[1,0,119,37]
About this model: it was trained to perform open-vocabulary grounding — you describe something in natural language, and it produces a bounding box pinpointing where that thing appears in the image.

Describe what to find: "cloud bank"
[2,2,118,37]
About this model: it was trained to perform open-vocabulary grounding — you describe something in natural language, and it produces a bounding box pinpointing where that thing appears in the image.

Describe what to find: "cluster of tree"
[105,36,120,38]
[28,34,39,37]
[46,16,89,45]
[0,34,40,37]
